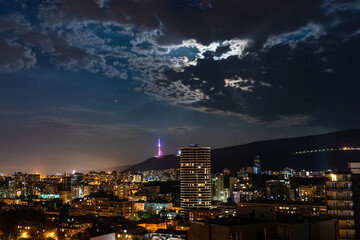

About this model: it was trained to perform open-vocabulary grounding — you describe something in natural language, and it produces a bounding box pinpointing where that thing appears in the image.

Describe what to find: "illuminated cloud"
[263,23,325,50]
[224,76,255,92]
[322,0,360,15]
[0,0,352,128]
[144,80,209,104]
[213,39,249,60]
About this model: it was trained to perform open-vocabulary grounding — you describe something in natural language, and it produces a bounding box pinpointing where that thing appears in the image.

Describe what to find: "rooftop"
[239,199,325,206]
[154,229,187,235]
[86,225,114,237]
[206,213,332,226]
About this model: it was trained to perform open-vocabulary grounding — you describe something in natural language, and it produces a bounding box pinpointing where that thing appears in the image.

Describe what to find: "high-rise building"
[180,144,211,214]
[253,155,261,174]
[349,162,360,239]
[325,171,355,240]
[211,173,229,202]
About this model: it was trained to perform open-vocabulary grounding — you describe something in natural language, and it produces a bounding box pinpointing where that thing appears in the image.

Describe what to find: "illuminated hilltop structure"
[157,137,163,158]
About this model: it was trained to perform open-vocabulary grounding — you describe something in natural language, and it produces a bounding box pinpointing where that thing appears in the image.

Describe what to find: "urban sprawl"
[0,144,359,240]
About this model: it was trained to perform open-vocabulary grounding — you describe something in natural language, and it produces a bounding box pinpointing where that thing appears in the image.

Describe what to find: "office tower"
[180,144,211,214]
[325,171,355,240]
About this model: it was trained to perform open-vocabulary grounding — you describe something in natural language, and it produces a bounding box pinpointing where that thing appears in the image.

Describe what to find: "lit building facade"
[189,208,221,221]
[144,202,173,215]
[71,193,134,219]
[299,185,317,202]
[180,144,211,214]
[266,180,290,201]
[132,174,142,183]
[211,173,229,202]
[71,184,91,199]
[113,183,129,199]
[325,171,355,240]
[237,201,327,217]
[349,162,360,239]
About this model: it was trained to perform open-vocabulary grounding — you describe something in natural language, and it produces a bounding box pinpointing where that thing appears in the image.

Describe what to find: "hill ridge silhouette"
[124,128,360,172]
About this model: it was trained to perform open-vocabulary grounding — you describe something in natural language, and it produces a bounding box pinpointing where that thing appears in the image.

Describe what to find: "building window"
[330,174,337,181]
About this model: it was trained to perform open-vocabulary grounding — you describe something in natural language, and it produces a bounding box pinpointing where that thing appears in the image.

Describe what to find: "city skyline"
[1,1,360,239]
[0,0,359,174]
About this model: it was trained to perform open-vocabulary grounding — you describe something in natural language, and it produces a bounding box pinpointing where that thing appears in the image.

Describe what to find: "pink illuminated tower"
[157,137,163,158]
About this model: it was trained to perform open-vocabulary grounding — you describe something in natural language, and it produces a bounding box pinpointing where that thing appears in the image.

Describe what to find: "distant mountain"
[124,155,180,172]
[93,164,135,173]
[123,128,360,172]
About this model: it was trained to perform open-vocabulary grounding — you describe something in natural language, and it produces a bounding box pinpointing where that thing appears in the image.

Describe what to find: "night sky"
[0,0,359,174]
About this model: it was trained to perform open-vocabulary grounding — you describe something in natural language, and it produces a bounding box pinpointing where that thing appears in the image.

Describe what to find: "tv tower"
[157,137,163,158]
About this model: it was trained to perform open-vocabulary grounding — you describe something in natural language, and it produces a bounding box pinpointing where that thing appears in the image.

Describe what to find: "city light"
[21,232,29,238]
[330,173,337,181]
[45,231,57,239]
[293,147,360,155]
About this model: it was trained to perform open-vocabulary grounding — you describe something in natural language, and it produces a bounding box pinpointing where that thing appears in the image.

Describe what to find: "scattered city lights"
[293,147,360,155]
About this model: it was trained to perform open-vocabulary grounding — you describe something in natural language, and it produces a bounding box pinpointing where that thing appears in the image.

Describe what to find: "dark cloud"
[1,0,360,129]
[18,31,54,52]
[0,39,36,72]
[155,24,360,127]
[0,13,30,33]
[38,0,326,45]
